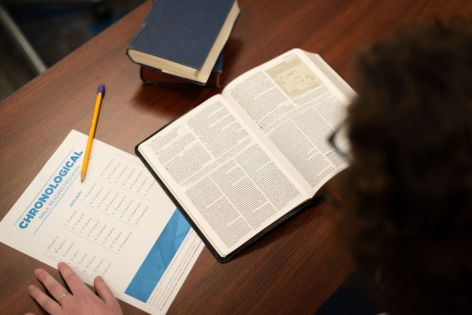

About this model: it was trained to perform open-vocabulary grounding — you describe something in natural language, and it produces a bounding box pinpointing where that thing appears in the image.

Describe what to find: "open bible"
[136,49,356,262]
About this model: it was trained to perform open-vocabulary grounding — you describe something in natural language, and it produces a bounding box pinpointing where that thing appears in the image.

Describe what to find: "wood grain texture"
[1,1,471,314]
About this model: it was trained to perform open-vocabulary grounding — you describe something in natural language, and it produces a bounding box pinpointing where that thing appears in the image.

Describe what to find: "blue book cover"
[128,0,236,71]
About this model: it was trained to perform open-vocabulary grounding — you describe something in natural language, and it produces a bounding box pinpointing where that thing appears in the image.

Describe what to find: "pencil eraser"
[97,84,105,95]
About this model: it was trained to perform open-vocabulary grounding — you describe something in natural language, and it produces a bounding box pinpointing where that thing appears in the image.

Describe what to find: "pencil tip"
[80,173,85,182]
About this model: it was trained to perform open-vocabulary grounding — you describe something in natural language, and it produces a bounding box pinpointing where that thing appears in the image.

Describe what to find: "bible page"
[137,94,311,258]
[223,48,356,194]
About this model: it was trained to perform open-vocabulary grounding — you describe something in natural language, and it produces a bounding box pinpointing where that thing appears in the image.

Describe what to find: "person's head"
[340,19,472,315]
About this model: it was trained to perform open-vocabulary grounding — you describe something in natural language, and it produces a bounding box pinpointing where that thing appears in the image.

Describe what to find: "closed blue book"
[140,52,224,87]
[128,0,239,84]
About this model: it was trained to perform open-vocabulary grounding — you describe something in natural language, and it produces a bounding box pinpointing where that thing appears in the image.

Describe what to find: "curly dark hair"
[340,19,472,315]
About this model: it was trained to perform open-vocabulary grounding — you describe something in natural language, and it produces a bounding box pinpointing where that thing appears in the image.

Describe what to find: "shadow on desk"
[316,272,381,315]
[234,193,327,261]
[131,83,219,118]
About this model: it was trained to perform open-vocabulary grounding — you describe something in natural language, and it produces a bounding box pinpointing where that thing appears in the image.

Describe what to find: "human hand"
[26,262,123,315]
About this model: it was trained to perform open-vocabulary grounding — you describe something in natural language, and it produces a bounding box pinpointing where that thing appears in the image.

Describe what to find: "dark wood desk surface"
[1,1,471,314]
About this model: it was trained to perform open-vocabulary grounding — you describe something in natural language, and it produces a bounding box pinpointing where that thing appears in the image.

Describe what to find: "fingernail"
[58,262,68,272]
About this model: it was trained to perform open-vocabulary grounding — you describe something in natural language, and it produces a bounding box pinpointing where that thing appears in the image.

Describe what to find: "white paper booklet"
[0,130,203,314]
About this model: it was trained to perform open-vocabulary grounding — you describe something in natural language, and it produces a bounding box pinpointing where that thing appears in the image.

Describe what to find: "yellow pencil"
[81,84,105,182]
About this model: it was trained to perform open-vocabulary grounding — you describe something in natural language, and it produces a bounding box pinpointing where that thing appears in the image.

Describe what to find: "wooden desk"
[1,1,471,314]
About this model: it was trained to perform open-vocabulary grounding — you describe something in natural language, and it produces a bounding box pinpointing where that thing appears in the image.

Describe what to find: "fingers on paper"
[28,284,62,315]
[33,268,68,301]
[94,276,117,305]
[58,262,87,294]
